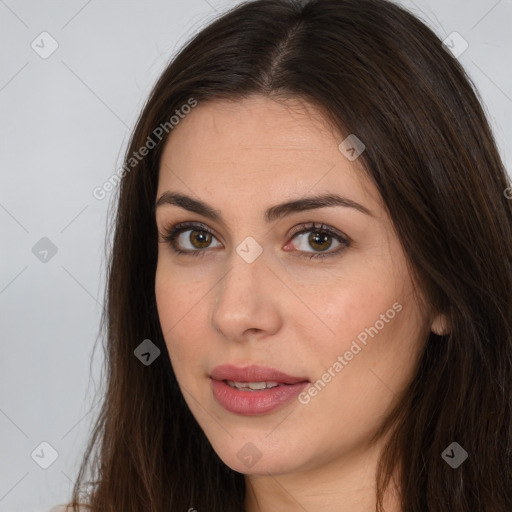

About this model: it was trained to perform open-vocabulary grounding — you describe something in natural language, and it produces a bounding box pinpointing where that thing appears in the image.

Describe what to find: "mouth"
[210,364,310,415]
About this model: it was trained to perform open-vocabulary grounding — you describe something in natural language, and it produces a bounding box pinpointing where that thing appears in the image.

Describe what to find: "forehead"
[157,95,381,212]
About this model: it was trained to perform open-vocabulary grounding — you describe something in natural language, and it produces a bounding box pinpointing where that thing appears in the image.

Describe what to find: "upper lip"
[210,364,309,384]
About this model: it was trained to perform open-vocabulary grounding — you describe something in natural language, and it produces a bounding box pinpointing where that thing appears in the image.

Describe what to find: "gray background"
[1,0,511,510]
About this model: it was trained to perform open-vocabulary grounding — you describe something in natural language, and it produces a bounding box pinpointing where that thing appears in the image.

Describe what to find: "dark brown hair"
[66,0,512,510]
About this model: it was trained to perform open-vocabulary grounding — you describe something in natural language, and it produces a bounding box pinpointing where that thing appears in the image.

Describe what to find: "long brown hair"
[66,0,512,510]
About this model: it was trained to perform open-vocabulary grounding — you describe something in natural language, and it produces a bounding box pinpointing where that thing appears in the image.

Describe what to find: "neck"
[244,436,401,512]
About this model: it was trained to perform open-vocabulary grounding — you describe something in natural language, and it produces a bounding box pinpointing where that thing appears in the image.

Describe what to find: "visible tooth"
[226,380,250,389]
[226,380,281,390]
[247,382,267,390]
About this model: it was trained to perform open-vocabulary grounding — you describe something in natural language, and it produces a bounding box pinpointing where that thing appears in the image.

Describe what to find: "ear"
[431,312,450,336]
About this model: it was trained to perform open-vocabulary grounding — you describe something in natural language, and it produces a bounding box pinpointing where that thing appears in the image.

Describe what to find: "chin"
[205,432,311,476]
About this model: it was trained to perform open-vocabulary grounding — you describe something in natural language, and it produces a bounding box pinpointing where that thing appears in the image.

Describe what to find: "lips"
[210,364,309,384]
[210,364,310,415]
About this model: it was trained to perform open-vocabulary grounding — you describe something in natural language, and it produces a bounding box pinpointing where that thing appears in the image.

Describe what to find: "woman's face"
[154,95,439,476]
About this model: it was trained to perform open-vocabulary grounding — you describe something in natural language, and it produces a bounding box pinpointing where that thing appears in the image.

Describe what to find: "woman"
[60,0,512,510]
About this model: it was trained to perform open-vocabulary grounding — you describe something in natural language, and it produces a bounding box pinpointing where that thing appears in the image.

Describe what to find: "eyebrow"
[154,191,374,222]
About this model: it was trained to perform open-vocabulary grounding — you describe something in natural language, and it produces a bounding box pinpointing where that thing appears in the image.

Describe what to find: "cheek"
[155,258,207,331]
[154,265,207,368]
[318,285,392,344]
[310,277,420,389]
[315,242,418,361]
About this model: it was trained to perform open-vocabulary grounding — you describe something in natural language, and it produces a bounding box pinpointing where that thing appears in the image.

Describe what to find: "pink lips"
[210,364,309,416]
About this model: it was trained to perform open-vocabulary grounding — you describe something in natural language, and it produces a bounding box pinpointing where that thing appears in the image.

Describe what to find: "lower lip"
[211,379,309,415]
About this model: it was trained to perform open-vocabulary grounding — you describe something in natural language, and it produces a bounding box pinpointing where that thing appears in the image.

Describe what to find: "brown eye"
[160,222,221,257]
[288,223,349,259]
[307,231,333,252]
[188,229,213,249]
[173,228,221,252]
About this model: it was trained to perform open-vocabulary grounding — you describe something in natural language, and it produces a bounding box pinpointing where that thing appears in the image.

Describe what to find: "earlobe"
[431,313,450,336]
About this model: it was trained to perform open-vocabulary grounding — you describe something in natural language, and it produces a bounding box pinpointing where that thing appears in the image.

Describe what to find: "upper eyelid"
[162,221,349,246]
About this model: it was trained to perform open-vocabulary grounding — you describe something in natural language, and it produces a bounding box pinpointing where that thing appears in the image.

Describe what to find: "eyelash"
[159,221,350,260]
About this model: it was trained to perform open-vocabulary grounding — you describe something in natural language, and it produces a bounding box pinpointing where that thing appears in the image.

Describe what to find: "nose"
[211,249,282,343]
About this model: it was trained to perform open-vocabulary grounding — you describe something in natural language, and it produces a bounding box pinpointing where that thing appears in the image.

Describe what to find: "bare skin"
[154,95,448,511]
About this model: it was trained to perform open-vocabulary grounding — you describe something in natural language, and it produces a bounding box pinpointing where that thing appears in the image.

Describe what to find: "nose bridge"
[218,242,268,304]
[212,243,280,338]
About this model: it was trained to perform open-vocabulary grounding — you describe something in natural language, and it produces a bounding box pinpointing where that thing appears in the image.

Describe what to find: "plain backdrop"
[1,0,511,510]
